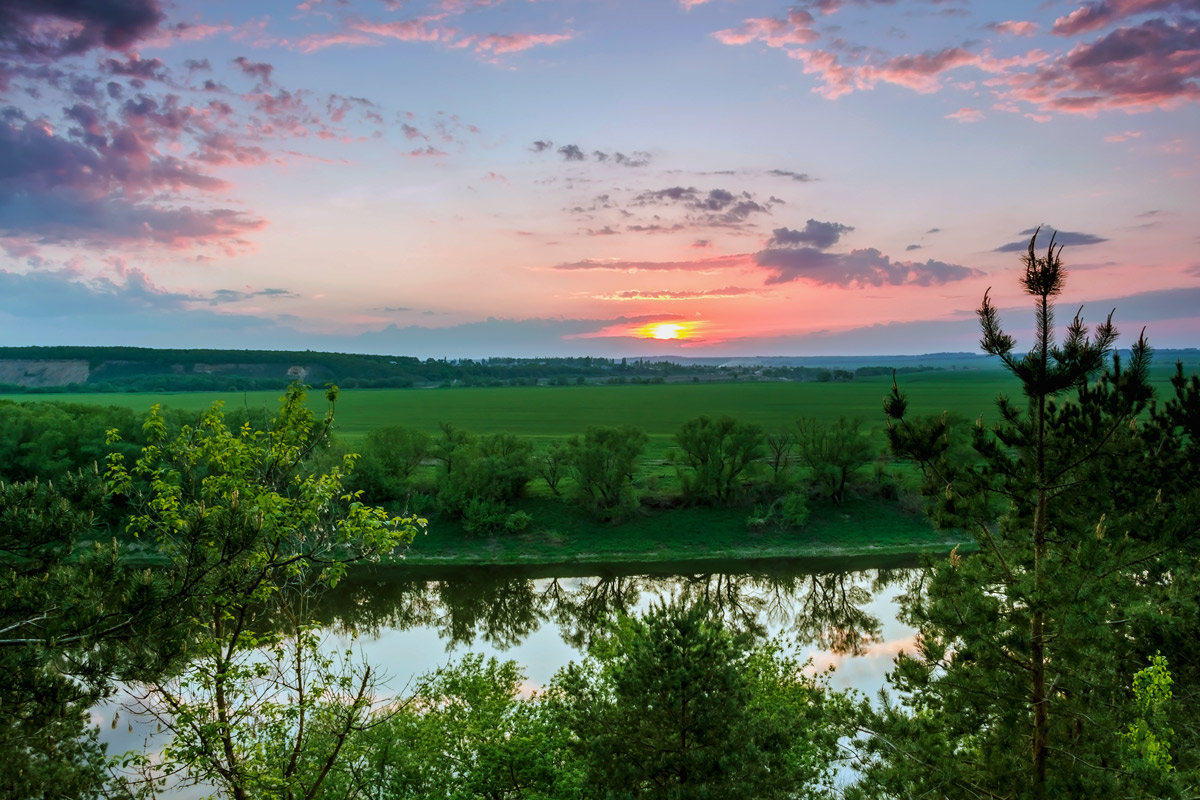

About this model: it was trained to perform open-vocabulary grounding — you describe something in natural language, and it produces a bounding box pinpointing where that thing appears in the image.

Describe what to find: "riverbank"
[390,495,969,567]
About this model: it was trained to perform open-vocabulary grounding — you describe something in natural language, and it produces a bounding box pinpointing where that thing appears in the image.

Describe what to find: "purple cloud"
[0,0,164,59]
[768,219,854,249]
[994,226,1109,252]
[754,246,983,287]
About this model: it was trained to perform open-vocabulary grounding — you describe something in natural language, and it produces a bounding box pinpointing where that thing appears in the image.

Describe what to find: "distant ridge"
[1,346,1194,393]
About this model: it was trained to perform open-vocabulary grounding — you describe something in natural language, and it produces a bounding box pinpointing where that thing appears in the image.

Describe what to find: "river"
[97,554,928,793]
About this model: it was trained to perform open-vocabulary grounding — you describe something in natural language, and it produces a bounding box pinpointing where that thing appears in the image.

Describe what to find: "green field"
[2,371,1023,441]
[7,365,1188,446]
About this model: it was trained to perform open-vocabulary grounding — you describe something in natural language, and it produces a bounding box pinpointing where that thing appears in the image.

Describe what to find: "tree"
[566,425,648,521]
[435,430,534,534]
[764,427,794,485]
[0,473,176,799]
[793,417,875,505]
[106,384,421,799]
[673,415,765,505]
[852,231,1199,798]
[335,654,581,800]
[554,598,848,800]
[348,425,431,503]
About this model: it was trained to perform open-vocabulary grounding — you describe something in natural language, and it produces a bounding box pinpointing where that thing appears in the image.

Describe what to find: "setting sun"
[637,322,694,340]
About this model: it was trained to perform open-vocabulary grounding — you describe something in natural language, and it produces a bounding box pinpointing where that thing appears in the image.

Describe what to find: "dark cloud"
[995,226,1109,252]
[207,287,297,305]
[0,109,263,248]
[0,0,164,60]
[927,227,941,234]
[611,151,651,167]
[531,139,650,167]
[906,244,922,251]
[767,219,854,250]
[754,246,983,287]
[631,186,780,226]
[103,54,167,81]
[558,143,586,161]
[233,56,274,85]
[767,169,814,182]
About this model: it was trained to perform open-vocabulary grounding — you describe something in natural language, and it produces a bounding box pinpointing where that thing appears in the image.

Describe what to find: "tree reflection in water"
[317,558,918,657]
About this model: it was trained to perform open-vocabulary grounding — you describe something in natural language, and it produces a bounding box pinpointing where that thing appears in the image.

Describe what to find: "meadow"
[4,369,1024,445]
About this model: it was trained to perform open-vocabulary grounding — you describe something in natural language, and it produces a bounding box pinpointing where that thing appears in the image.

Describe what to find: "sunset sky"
[1,0,1197,358]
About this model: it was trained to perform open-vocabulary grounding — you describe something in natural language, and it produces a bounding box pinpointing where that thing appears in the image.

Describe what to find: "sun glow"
[638,322,691,340]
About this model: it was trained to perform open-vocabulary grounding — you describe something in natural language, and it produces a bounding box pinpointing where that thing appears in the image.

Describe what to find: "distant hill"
[2,345,1191,393]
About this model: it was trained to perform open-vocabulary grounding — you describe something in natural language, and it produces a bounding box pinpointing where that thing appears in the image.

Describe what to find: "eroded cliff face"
[0,360,90,387]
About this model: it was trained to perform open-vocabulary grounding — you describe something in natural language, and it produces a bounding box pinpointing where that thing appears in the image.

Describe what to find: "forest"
[0,346,937,393]
[2,239,1199,798]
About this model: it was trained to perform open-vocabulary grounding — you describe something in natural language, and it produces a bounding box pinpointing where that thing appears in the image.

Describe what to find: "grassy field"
[3,371,1024,441]
[8,364,1189,445]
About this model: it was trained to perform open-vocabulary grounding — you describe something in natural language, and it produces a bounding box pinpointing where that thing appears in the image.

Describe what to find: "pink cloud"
[712,10,819,47]
[986,20,1040,37]
[455,31,573,55]
[1051,0,1183,37]
[862,47,977,93]
[945,106,985,123]
[552,254,756,272]
[1005,18,1200,113]
[351,17,447,43]
[1104,129,1143,141]
[295,31,382,53]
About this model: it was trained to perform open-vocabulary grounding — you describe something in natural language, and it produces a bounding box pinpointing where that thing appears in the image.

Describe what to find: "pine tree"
[852,230,1199,798]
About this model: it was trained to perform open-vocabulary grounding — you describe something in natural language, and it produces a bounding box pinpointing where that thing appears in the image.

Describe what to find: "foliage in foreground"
[335,598,850,800]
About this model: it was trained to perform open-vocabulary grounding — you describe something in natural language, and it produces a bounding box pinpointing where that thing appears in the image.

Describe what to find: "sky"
[1,0,1198,359]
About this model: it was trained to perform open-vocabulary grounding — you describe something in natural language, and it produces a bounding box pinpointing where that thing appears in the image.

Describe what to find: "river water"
[97,554,927,792]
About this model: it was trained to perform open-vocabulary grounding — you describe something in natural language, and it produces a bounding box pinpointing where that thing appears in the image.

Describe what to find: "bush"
[780,492,811,529]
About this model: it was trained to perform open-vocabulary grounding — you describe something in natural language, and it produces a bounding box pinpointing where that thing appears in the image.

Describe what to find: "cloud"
[206,287,297,305]
[0,110,263,250]
[631,186,781,226]
[1005,17,1200,113]
[533,140,651,167]
[0,0,165,60]
[754,247,983,287]
[767,219,854,249]
[455,31,573,56]
[767,169,814,182]
[712,9,819,48]
[296,10,571,59]
[945,106,985,122]
[233,56,274,86]
[986,20,1040,37]
[994,226,1109,252]
[596,286,757,300]
[552,254,755,272]
[558,143,586,161]
[1051,0,1185,37]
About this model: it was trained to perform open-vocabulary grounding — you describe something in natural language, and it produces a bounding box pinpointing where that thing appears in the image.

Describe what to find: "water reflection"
[317,556,919,658]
